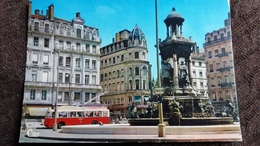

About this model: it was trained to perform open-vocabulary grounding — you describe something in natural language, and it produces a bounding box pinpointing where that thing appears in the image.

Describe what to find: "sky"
[30,0,230,79]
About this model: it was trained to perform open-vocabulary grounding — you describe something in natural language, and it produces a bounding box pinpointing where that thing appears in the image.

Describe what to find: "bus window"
[77,111,84,117]
[59,111,67,117]
[69,112,76,117]
[103,111,108,117]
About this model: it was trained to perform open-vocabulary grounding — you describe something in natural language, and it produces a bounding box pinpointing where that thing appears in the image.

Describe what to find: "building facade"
[204,13,236,103]
[23,2,102,119]
[100,25,151,118]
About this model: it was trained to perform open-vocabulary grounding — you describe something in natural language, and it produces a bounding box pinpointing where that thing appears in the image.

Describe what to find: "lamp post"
[53,48,59,131]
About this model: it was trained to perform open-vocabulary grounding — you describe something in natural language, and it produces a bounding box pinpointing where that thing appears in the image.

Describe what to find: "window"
[143,66,147,75]
[214,35,217,40]
[199,62,202,66]
[76,43,80,51]
[65,74,70,83]
[75,74,80,84]
[92,75,96,84]
[200,82,204,88]
[199,71,203,77]
[59,73,63,83]
[221,48,226,53]
[34,22,39,31]
[143,80,146,89]
[100,74,103,81]
[32,54,38,64]
[59,56,63,66]
[121,55,124,61]
[66,57,71,67]
[215,49,219,56]
[41,90,47,100]
[192,61,195,66]
[92,45,96,53]
[207,37,211,42]
[85,75,89,84]
[59,40,64,49]
[45,24,49,33]
[44,38,49,48]
[92,60,96,69]
[42,72,48,82]
[135,67,139,75]
[208,51,212,58]
[32,71,37,81]
[43,55,49,65]
[193,71,196,77]
[209,64,213,72]
[142,52,145,59]
[85,44,90,52]
[109,58,111,65]
[135,52,139,59]
[66,41,71,50]
[193,82,197,87]
[30,90,36,100]
[135,80,139,90]
[74,92,81,103]
[220,33,224,39]
[76,58,80,68]
[113,57,115,64]
[33,37,39,46]
[117,70,120,78]
[76,28,81,38]
[216,63,220,70]
[85,59,90,69]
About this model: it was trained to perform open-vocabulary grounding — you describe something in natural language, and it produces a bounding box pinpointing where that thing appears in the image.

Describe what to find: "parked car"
[118,118,128,124]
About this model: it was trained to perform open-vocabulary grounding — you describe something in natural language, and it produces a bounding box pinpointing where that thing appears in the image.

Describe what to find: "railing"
[203,36,231,47]
[216,66,233,72]
[218,82,233,87]
[217,52,231,58]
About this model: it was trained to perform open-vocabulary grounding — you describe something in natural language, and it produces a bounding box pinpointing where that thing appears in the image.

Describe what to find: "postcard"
[19,0,242,143]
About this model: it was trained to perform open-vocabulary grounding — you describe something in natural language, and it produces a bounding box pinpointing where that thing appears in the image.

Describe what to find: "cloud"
[95,5,116,17]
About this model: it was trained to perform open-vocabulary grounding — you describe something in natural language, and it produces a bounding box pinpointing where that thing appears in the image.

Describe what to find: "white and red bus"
[44,105,110,128]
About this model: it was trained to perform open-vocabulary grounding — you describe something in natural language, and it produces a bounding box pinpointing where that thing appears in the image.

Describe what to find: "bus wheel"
[58,122,65,129]
[91,120,98,124]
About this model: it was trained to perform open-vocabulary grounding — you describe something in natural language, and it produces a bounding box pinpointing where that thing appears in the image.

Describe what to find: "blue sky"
[30,0,230,79]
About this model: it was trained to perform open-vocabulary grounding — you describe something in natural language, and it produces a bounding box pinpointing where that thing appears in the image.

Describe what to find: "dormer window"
[76,28,81,38]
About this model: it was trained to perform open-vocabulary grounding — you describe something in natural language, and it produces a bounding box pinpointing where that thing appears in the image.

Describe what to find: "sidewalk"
[23,127,242,143]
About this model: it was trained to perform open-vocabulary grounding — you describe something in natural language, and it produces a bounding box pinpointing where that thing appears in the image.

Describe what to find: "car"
[118,118,128,124]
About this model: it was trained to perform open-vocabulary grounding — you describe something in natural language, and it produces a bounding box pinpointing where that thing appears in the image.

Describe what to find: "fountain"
[128,7,234,126]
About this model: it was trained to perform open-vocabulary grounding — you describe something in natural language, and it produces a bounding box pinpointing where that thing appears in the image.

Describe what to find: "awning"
[26,107,49,116]
[134,96,141,101]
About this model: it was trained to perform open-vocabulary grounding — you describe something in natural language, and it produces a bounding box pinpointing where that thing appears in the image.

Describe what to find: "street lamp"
[53,48,60,131]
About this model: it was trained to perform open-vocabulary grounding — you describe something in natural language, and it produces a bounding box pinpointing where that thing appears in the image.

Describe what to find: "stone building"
[100,25,152,118]
[204,13,236,103]
[23,2,102,119]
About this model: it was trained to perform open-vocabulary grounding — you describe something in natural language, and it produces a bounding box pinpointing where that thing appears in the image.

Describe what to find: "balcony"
[216,66,233,72]
[203,36,231,47]
[217,52,231,58]
[218,82,233,87]
[28,26,54,35]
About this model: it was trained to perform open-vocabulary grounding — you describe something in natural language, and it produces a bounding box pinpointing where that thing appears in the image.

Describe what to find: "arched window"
[135,67,139,75]
[142,66,147,75]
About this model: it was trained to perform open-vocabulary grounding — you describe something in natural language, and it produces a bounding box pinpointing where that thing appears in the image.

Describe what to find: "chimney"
[28,1,32,17]
[116,33,120,42]
[48,3,54,20]
[35,9,40,15]
[112,38,115,43]
[76,12,80,17]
